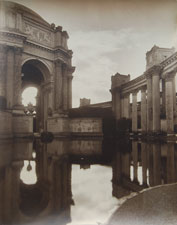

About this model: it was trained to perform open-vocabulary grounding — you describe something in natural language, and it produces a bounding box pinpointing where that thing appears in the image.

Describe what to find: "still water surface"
[0,138,177,224]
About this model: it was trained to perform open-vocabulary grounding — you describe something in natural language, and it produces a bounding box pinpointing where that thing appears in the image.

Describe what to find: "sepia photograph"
[0,0,177,224]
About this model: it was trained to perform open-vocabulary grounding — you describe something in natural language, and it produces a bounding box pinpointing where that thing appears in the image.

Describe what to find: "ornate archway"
[22,59,52,131]
[0,1,75,137]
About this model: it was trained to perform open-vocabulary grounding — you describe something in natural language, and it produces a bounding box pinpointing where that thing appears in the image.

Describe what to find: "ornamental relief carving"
[24,23,51,46]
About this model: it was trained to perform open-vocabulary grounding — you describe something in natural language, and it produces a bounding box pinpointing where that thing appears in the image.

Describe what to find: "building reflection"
[0,138,105,225]
[0,139,72,225]
[112,140,177,199]
[1,137,177,224]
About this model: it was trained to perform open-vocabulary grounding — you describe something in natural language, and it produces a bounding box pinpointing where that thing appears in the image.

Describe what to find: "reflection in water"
[70,165,118,225]
[0,138,177,224]
[20,161,37,184]
[112,140,177,200]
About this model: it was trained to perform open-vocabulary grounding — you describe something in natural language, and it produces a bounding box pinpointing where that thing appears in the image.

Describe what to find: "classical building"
[0,1,75,138]
[111,45,177,134]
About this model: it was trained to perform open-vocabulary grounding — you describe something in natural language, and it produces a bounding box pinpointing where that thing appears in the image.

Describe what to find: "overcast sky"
[8,0,177,107]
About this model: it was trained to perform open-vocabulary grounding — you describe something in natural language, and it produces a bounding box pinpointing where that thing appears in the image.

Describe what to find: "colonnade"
[112,140,177,199]
[111,66,177,134]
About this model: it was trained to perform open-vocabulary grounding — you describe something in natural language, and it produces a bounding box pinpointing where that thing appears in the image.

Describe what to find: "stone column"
[123,93,130,118]
[67,66,75,109]
[167,143,176,183]
[0,45,7,109]
[141,87,147,133]
[152,66,161,132]
[146,73,153,132]
[11,161,23,221]
[132,141,138,182]
[6,47,14,108]
[3,167,12,223]
[121,96,124,117]
[112,91,115,112]
[122,153,130,178]
[114,90,121,120]
[173,75,177,121]
[132,90,138,132]
[165,71,175,133]
[141,142,148,186]
[147,143,153,186]
[62,65,68,111]
[68,75,73,109]
[55,61,63,111]
[152,143,161,185]
[161,78,166,117]
[13,47,23,107]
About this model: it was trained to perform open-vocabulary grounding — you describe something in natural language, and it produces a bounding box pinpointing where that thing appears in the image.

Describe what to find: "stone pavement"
[108,183,177,225]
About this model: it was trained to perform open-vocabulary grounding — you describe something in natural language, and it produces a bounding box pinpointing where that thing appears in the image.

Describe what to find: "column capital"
[141,86,147,92]
[144,65,162,78]
[165,69,177,82]
[0,44,8,52]
[14,46,23,54]
[55,59,63,66]
[132,89,139,95]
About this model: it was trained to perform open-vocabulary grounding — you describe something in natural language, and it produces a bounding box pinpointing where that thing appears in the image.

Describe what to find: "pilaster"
[6,46,14,109]
[62,64,68,111]
[55,60,63,111]
[67,66,75,109]
[13,47,23,107]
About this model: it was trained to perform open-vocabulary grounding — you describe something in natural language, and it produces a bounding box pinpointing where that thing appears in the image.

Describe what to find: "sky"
[6,0,177,107]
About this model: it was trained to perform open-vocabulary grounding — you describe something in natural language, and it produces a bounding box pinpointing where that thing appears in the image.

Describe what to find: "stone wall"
[47,117,69,134]
[0,111,12,138]
[12,114,33,137]
[47,117,103,136]
[69,139,102,155]
[70,118,102,135]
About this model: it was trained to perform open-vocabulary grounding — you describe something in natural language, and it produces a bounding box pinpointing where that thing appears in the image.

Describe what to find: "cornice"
[122,74,145,89]
[144,64,162,78]
[0,30,27,41]
[165,69,177,81]
[160,52,177,68]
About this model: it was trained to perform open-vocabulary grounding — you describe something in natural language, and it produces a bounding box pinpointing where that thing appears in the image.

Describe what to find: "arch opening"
[21,59,51,132]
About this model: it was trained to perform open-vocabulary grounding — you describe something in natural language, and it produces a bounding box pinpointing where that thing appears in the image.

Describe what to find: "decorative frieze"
[24,23,51,46]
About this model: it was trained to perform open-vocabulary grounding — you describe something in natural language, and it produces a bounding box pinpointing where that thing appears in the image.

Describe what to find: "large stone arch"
[21,58,52,83]
[21,59,53,130]
[0,1,75,137]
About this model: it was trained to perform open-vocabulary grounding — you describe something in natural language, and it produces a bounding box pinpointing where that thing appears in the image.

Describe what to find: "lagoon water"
[0,138,177,225]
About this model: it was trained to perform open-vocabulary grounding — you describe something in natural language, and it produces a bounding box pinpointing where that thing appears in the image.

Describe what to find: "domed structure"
[0,1,75,138]
[0,1,50,28]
